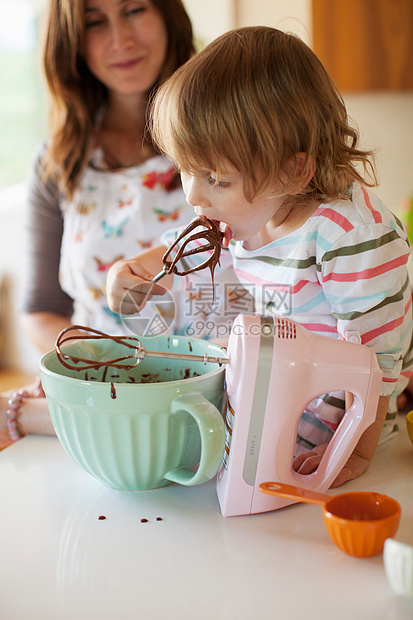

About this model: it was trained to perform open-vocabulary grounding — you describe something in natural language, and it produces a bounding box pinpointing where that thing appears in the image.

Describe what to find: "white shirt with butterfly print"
[59,148,195,335]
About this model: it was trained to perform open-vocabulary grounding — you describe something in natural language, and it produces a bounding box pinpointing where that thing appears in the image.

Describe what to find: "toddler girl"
[107,26,413,487]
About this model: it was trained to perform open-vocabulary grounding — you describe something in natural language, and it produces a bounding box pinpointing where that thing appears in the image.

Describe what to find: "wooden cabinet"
[312,0,413,90]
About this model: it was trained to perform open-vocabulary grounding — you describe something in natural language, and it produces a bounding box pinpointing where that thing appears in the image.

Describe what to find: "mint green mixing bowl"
[40,335,227,490]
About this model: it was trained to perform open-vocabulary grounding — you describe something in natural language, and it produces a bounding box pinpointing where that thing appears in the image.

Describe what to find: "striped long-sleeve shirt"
[162,182,413,437]
[229,182,413,399]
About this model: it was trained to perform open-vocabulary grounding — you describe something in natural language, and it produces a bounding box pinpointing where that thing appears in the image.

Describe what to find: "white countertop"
[0,415,412,620]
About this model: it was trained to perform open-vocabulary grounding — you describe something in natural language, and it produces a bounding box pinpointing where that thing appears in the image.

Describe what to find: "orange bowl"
[259,482,401,558]
[322,492,401,557]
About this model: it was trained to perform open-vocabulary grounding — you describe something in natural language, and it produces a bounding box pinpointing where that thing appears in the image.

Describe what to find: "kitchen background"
[0,0,412,375]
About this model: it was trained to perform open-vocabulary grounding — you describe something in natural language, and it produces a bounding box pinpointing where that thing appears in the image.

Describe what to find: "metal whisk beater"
[151,217,223,283]
[55,325,229,371]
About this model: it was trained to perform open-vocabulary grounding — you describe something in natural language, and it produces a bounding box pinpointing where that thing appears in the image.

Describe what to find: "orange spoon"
[259,481,401,558]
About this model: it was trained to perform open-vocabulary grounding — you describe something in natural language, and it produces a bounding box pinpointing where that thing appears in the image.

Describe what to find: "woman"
[21,0,196,351]
[1,0,197,446]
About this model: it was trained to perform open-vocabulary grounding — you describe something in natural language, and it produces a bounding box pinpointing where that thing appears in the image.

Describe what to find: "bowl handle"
[165,392,225,486]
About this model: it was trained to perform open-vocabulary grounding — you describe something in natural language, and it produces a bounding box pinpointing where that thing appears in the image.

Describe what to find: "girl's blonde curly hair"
[150,26,377,203]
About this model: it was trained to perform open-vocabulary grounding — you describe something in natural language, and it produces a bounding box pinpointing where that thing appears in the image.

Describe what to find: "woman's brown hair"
[150,26,377,203]
[42,0,194,199]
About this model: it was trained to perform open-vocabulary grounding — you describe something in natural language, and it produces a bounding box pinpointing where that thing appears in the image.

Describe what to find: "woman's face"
[83,0,168,97]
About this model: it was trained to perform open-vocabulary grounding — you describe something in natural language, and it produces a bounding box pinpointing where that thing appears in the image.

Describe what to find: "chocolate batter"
[153,217,223,287]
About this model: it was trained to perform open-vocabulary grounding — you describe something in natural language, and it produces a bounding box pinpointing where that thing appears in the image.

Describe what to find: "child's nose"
[187,194,211,210]
[184,177,211,209]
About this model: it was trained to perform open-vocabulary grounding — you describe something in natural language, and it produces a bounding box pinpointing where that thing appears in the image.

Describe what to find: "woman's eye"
[126,7,145,16]
[85,5,144,28]
[85,20,103,28]
[123,2,146,17]
[85,11,105,28]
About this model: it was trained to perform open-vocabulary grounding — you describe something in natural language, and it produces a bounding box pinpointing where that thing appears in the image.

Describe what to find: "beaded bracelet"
[6,390,29,441]
[6,379,45,442]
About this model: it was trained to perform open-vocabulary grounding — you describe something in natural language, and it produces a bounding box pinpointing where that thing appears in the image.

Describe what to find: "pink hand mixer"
[216,313,382,517]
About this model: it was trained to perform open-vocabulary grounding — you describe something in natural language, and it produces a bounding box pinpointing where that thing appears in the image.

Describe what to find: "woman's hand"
[0,380,56,448]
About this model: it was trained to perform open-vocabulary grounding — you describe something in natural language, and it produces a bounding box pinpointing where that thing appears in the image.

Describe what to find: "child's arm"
[292,395,390,488]
[106,245,174,315]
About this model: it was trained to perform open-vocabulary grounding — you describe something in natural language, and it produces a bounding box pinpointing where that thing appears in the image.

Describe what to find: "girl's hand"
[292,443,372,488]
[106,257,167,315]
[293,395,389,488]
[292,443,328,477]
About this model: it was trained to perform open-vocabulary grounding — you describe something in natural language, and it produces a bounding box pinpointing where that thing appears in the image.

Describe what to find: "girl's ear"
[283,153,316,195]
